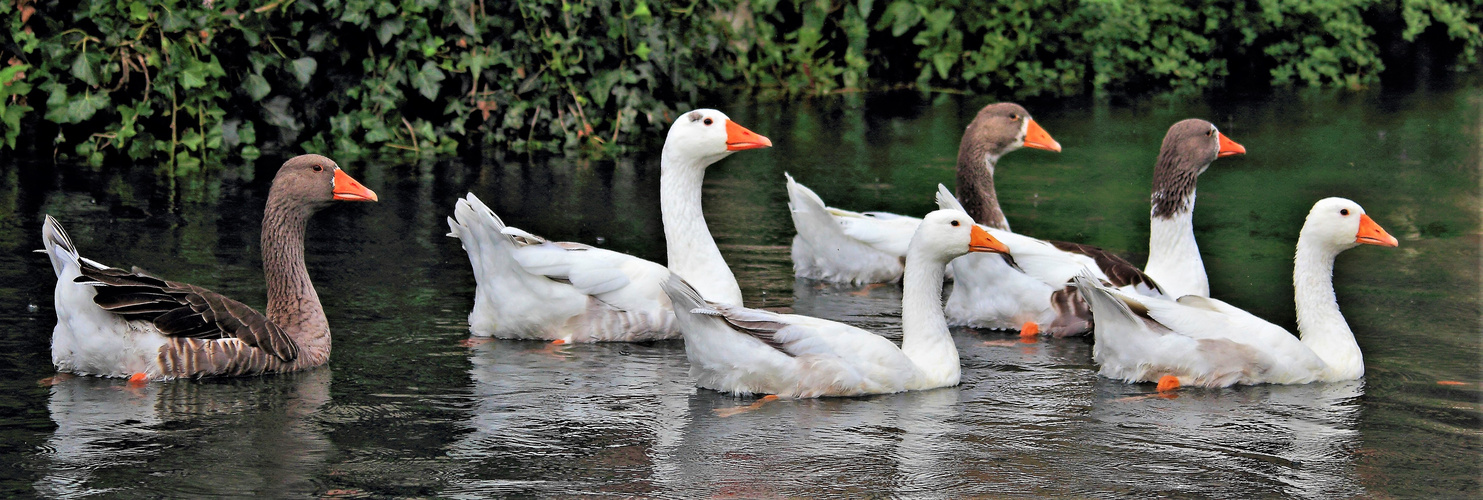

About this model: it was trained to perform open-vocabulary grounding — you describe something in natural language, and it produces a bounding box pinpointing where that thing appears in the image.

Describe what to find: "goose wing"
[75,265,299,362]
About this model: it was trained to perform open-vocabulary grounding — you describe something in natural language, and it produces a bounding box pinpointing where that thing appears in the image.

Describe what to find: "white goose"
[447,109,772,342]
[1073,197,1398,389]
[942,118,1246,336]
[660,209,1011,398]
[786,103,1060,284]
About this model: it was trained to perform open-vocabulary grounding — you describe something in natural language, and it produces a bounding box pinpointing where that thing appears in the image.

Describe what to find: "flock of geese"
[41,103,1398,399]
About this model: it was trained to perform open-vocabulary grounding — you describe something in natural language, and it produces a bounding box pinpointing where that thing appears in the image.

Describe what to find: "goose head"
[960,103,1061,166]
[1158,119,1245,177]
[268,154,378,211]
[1150,119,1245,218]
[1302,197,1399,253]
[662,109,772,168]
[910,209,1010,264]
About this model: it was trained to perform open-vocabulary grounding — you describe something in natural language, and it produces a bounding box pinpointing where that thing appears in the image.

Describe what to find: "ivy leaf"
[71,54,98,87]
[291,57,318,86]
[66,91,110,123]
[634,42,652,61]
[181,66,207,89]
[377,18,405,45]
[932,51,957,79]
[245,73,271,101]
[411,61,445,100]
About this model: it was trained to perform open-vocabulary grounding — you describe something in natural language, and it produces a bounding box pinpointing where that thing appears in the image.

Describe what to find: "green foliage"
[1,0,1479,172]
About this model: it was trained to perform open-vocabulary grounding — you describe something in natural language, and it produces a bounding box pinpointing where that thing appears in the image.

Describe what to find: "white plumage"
[663,210,1010,398]
[447,194,677,342]
[1074,197,1397,388]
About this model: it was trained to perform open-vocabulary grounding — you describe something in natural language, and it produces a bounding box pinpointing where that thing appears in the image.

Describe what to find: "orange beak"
[332,168,379,202]
[1355,213,1398,247]
[725,120,773,151]
[1023,118,1062,153]
[969,225,1010,254]
[1216,131,1246,157]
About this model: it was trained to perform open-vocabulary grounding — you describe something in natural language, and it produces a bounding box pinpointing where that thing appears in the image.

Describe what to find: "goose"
[942,118,1245,336]
[1072,197,1398,389]
[1142,118,1248,298]
[660,209,1011,398]
[786,102,1060,284]
[42,154,378,381]
[446,109,772,342]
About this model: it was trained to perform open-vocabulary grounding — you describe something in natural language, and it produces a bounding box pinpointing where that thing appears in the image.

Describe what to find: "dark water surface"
[0,88,1478,498]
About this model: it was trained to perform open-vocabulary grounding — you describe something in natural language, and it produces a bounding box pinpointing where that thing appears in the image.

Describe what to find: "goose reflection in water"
[35,369,333,498]
[442,338,695,496]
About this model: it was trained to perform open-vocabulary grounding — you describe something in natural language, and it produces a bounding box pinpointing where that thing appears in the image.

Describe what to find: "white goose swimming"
[1073,197,1398,389]
[447,109,771,342]
[786,103,1060,284]
[661,209,1011,398]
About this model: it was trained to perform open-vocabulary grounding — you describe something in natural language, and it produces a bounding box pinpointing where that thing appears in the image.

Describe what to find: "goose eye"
[1340,209,1349,216]
[703,118,713,126]
[1009,113,1019,121]
[950,220,960,227]
[313,164,323,172]
[1207,129,1215,137]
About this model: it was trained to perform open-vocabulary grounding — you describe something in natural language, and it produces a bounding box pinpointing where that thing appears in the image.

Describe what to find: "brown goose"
[785,102,1061,284]
[41,154,377,381]
[942,118,1244,336]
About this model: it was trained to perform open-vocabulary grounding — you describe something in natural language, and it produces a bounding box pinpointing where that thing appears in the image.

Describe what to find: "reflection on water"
[35,369,333,498]
[0,86,1475,497]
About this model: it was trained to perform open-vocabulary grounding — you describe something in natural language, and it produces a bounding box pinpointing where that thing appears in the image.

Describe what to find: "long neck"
[956,150,1010,231]
[262,195,329,356]
[900,250,959,387]
[1144,192,1208,297]
[660,150,743,305]
[1293,238,1363,380]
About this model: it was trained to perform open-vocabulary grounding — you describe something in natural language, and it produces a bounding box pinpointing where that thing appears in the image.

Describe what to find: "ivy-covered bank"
[1,0,1479,169]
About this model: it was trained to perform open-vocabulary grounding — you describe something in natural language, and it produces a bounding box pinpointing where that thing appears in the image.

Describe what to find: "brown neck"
[1150,149,1205,220]
[955,143,1009,231]
[262,194,329,354]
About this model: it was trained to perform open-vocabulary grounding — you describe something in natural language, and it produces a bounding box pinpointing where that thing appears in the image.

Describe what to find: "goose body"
[448,109,772,342]
[663,210,1010,398]
[1074,198,1397,387]
[447,195,677,342]
[44,155,377,381]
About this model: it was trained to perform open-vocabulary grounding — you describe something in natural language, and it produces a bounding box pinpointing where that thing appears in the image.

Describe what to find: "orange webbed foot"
[128,373,149,386]
[1156,375,1180,392]
[714,394,780,417]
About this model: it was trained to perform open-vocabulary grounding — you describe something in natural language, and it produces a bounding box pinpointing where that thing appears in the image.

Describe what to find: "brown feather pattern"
[77,260,301,364]
[1046,240,1164,293]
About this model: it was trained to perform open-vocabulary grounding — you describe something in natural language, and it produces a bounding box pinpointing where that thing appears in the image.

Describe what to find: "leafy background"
[1,0,1479,170]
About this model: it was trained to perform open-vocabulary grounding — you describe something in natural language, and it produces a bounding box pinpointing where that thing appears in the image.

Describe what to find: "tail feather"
[659,272,708,315]
[935,184,969,216]
[448,193,521,281]
[784,173,842,237]
[42,215,82,277]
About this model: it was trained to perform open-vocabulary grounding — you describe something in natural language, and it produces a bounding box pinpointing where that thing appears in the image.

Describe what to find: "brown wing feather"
[1047,240,1165,294]
[76,266,299,363]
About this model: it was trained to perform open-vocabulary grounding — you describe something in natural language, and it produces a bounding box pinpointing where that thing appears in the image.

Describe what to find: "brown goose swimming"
[942,118,1245,336]
[42,154,377,381]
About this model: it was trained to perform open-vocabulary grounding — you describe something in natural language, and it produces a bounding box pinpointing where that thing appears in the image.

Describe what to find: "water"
[0,87,1477,497]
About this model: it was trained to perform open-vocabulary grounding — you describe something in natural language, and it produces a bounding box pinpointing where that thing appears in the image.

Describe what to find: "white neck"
[1144,192,1208,297]
[660,149,743,306]
[899,249,959,387]
[1293,238,1363,381]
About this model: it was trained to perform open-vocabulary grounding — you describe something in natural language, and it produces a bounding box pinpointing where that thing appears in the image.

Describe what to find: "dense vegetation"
[1,0,1478,169]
